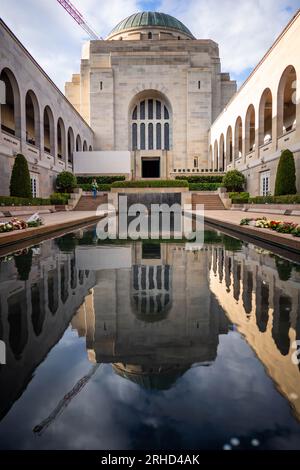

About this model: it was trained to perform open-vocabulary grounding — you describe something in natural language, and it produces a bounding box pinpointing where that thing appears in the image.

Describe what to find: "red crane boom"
[56,0,101,40]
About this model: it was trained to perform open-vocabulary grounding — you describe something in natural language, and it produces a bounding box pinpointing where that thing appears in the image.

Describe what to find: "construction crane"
[56,0,101,40]
[33,363,100,435]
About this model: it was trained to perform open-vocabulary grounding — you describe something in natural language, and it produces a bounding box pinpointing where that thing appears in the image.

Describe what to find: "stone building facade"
[209,10,300,196]
[65,12,236,179]
[1,9,300,196]
[0,19,94,198]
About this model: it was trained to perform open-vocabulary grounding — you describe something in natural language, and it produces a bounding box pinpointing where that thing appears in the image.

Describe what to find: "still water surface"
[0,226,300,450]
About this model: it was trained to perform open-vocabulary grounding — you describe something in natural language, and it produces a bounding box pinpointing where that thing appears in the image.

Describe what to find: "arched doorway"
[277,65,297,136]
[130,90,172,178]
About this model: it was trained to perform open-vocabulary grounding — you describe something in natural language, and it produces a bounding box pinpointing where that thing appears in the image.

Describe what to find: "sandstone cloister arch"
[25,90,40,147]
[76,134,82,152]
[277,65,297,137]
[259,88,273,146]
[0,67,21,138]
[245,104,255,154]
[226,126,233,164]
[67,127,74,163]
[57,117,66,160]
[219,134,225,171]
[43,105,55,155]
[234,117,243,160]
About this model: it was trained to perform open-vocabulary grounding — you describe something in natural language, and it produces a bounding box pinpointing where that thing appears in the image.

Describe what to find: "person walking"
[91,178,98,199]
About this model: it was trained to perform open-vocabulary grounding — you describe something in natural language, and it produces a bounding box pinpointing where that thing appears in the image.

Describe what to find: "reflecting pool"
[0,226,300,449]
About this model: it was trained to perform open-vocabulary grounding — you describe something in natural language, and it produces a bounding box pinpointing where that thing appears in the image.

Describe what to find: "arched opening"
[57,118,66,160]
[129,92,172,151]
[67,127,74,163]
[245,104,255,154]
[148,32,152,39]
[277,65,297,136]
[89,145,92,151]
[25,90,40,147]
[259,88,273,145]
[8,291,28,360]
[219,134,225,171]
[83,140,88,151]
[76,134,82,152]
[214,140,218,171]
[208,145,213,170]
[226,126,233,164]
[43,106,55,155]
[234,117,243,159]
[0,68,21,138]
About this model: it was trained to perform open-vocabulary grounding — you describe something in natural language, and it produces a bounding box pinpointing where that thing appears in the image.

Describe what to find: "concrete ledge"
[0,213,103,251]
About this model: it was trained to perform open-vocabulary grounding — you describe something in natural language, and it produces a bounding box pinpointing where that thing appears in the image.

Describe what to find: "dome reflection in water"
[0,227,300,449]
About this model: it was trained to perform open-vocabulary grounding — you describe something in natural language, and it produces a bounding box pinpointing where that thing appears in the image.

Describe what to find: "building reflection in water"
[0,238,96,420]
[72,240,231,391]
[71,232,300,419]
[207,237,300,420]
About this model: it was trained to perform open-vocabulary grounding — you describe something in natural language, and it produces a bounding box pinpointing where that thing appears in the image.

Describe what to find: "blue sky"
[1,0,299,90]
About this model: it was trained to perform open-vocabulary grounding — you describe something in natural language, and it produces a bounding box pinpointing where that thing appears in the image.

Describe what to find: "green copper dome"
[108,11,194,39]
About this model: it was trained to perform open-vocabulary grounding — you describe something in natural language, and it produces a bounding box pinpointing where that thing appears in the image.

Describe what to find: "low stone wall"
[232,203,300,216]
[0,205,56,218]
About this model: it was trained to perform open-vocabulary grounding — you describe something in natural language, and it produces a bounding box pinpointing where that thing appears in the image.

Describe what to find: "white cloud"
[160,0,300,84]
[0,0,299,90]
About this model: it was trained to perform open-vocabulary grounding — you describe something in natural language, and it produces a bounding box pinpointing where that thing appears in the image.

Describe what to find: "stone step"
[192,194,225,210]
[74,195,108,211]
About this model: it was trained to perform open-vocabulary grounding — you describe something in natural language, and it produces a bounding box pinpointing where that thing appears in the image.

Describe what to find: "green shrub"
[222,170,245,192]
[189,182,222,191]
[111,180,189,188]
[10,154,31,198]
[0,196,51,206]
[50,192,70,205]
[229,192,250,204]
[77,176,125,184]
[14,249,33,281]
[175,175,223,183]
[56,171,77,193]
[249,194,300,204]
[274,149,296,196]
[77,183,111,192]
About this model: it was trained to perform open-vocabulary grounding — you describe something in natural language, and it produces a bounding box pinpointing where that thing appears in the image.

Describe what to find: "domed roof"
[108,11,194,39]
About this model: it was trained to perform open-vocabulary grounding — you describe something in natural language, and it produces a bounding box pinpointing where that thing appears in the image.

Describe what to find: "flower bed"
[240,217,300,237]
[0,216,43,233]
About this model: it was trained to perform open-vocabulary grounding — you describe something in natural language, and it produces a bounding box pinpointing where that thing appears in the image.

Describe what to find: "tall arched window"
[156,123,161,149]
[148,123,153,149]
[259,88,273,145]
[140,123,145,150]
[132,123,137,150]
[131,97,171,150]
[164,123,169,150]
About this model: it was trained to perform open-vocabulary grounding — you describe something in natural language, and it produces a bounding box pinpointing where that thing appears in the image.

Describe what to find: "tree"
[10,154,31,198]
[222,170,245,192]
[56,171,77,193]
[274,149,296,196]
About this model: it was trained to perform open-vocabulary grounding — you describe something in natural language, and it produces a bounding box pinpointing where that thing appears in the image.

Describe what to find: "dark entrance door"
[142,157,160,178]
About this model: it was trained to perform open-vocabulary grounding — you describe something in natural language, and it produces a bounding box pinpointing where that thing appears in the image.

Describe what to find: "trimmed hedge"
[10,154,31,198]
[175,175,223,183]
[0,196,51,206]
[111,180,189,188]
[78,183,111,192]
[229,192,250,204]
[189,183,222,191]
[50,193,70,205]
[56,171,77,193]
[248,194,300,204]
[77,176,125,184]
[274,149,296,196]
[222,170,245,192]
